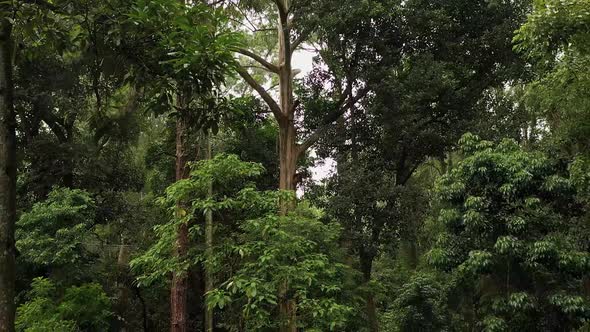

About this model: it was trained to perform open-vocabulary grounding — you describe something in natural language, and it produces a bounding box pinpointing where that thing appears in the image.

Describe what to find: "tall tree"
[0,7,16,332]
[231,0,372,196]
[307,0,530,329]
[128,1,239,329]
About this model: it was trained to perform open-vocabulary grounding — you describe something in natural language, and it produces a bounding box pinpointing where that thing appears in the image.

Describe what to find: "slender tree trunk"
[172,4,191,330]
[276,4,299,330]
[366,295,379,332]
[171,113,190,332]
[133,286,150,332]
[276,0,298,197]
[360,250,379,332]
[204,133,213,332]
[0,17,16,332]
[63,126,74,188]
[116,237,131,331]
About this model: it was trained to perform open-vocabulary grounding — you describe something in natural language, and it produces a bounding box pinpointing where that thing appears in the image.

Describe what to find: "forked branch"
[235,66,285,121]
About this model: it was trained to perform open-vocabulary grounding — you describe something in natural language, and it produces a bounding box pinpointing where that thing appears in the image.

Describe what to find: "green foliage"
[128,0,241,133]
[218,96,280,190]
[515,0,590,153]
[381,274,448,332]
[430,133,590,330]
[208,205,351,331]
[514,0,590,58]
[128,0,239,88]
[16,188,96,266]
[8,0,590,331]
[131,154,271,285]
[571,156,590,201]
[16,278,111,332]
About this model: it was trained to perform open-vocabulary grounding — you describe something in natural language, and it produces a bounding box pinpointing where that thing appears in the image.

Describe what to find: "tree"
[381,274,449,332]
[16,188,95,268]
[128,1,239,329]
[306,0,529,329]
[0,5,17,331]
[16,277,112,332]
[229,3,408,324]
[229,0,382,196]
[429,134,590,331]
[514,0,590,154]
[208,204,351,331]
[131,154,269,330]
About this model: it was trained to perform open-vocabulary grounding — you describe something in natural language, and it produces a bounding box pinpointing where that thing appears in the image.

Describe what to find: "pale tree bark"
[0,16,16,332]
[275,0,297,196]
[276,2,298,330]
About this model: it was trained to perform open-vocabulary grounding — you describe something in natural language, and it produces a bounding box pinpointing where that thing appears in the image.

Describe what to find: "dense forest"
[0,0,589,331]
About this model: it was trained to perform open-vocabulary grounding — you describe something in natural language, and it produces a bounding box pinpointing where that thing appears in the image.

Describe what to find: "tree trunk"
[360,250,379,332]
[62,123,75,188]
[366,295,379,332]
[278,123,298,193]
[278,280,297,332]
[276,0,298,204]
[116,237,131,331]
[276,5,299,330]
[204,134,213,332]
[133,286,150,332]
[171,114,190,332]
[0,17,16,332]
[283,299,297,332]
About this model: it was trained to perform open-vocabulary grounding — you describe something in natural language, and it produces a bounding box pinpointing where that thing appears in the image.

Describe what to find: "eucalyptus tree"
[227,0,391,197]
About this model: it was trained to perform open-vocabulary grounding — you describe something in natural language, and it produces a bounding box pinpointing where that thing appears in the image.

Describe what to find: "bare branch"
[235,48,279,73]
[298,86,370,154]
[235,66,284,121]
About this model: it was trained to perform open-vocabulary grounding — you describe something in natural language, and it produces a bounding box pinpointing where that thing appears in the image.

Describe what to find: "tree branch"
[272,0,288,20]
[235,48,279,73]
[291,23,315,55]
[290,31,310,55]
[235,66,284,121]
[41,112,68,143]
[298,86,370,154]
